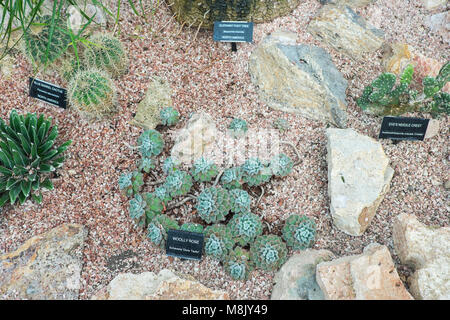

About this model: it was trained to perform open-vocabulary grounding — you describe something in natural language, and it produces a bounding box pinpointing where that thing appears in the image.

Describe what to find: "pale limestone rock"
[422,0,448,10]
[249,31,348,127]
[326,128,394,236]
[424,119,440,139]
[392,213,450,300]
[425,11,449,45]
[271,249,335,300]
[0,224,88,300]
[316,243,414,300]
[308,5,385,60]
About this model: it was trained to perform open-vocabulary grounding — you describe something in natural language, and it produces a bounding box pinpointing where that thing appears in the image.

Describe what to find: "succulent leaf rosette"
[228,211,263,246]
[282,215,316,250]
[242,158,272,187]
[270,153,293,177]
[147,215,179,248]
[220,166,243,190]
[160,107,180,126]
[204,224,235,261]
[224,247,253,280]
[250,235,287,272]
[180,222,204,233]
[191,157,218,182]
[165,170,193,197]
[229,189,251,214]
[228,118,248,138]
[196,186,231,224]
[138,129,164,158]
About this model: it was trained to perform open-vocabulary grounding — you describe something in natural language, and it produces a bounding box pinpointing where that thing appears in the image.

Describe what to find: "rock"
[425,11,449,45]
[171,112,218,166]
[248,31,348,128]
[316,243,414,300]
[271,249,335,300]
[422,0,447,10]
[167,0,301,29]
[444,179,450,190]
[392,213,450,299]
[0,55,15,80]
[91,269,229,300]
[424,119,440,139]
[319,0,376,7]
[0,224,88,300]
[326,128,394,236]
[308,5,385,60]
[130,77,172,130]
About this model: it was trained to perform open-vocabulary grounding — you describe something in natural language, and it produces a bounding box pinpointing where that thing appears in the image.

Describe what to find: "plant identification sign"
[166,229,204,261]
[29,77,67,109]
[213,21,254,43]
[378,116,430,141]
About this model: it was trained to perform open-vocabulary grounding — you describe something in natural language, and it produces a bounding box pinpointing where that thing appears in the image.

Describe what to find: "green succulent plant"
[229,189,251,214]
[282,215,316,250]
[220,166,243,190]
[165,170,193,197]
[204,224,235,261]
[147,214,179,248]
[228,211,263,246]
[162,156,179,175]
[242,158,272,187]
[67,69,117,119]
[128,193,146,226]
[180,222,204,233]
[83,33,128,79]
[196,186,231,224]
[143,192,165,222]
[160,107,180,126]
[138,157,155,173]
[270,153,293,177]
[118,171,143,197]
[224,247,253,280]
[228,118,248,138]
[153,185,172,204]
[138,129,164,158]
[191,157,218,182]
[250,235,288,272]
[0,110,71,206]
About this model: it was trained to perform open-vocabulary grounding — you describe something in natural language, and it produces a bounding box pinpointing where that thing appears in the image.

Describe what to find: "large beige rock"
[320,0,376,7]
[91,269,229,300]
[422,0,447,10]
[271,249,335,300]
[326,128,394,236]
[308,4,385,60]
[248,31,348,128]
[316,243,414,300]
[0,224,88,300]
[393,213,450,300]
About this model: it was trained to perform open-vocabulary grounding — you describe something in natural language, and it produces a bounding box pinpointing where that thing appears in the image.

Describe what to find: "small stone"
[319,0,376,7]
[444,180,450,190]
[425,11,449,45]
[424,119,440,139]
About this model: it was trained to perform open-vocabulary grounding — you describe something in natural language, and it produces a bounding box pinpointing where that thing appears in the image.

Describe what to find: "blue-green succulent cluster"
[196,187,231,224]
[191,157,218,182]
[242,158,272,187]
[250,235,288,272]
[224,247,253,280]
[165,170,193,197]
[138,129,164,157]
[147,214,179,248]
[118,171,143,197]
[282,215,316,250]
[270,154,293,177]
[162,156,179,175]
[180,222,204,233]
[143,192,165,221]
[129,194,146,226]
[139,157,155,173]
[229,189,251,214]
[228,212,263,246]
[220,167,243,190]
[228,118,248,138]
[204,224,235,261]
[153,185,172,204]
[160,107,180,126]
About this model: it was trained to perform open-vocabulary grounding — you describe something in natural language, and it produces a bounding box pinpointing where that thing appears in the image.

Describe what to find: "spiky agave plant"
[0,110,71,206]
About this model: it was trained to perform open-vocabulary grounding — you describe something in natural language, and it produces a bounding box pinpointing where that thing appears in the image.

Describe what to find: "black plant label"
[166,229,204,261]
[29,77,67,109]
[378,116,429,141]
[213,21,253,43]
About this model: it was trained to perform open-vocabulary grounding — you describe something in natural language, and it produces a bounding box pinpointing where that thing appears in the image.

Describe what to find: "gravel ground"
[0,0,448,299]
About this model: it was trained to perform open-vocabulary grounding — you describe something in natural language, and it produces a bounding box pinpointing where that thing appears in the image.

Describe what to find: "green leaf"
[36,114,45,131]
[18,191,27,205]
[31,142,38,159]
[0,149,13,168]
[41,178,54,191]
[39,163,55,172]
[9,183,21,204]
[436,61,450,84]
[32,192,43,204]
[38,140,54,155]
[0,193,9,207]
[400,64,414,85]
[21,180,32,197]
[423,77,441,98]
[32,180,40,191]
[6,177,20,190]
[11,148,26,166]
[17,132,31,154]
[0,166,12,176]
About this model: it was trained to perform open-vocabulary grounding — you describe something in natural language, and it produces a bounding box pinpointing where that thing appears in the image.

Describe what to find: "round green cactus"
[180,222,204,233]
[165,170,193,197]
[242,158,272,187]
[229,189,251,214]
[270,153,293,177]
[83,33,128,79]
[162,156,180,175]
[228,212,263,246]
[224,247,253,280]
[191,157,218,182]
[220,166,243,190]
[228,118,248,138]
[250,235,288,272]
[147,214,179,248]
[282,215,316,250]
[68,69,117,119]
[138,129,164,158]
[160,107,180,126]
[204,224,235,261]
[196,186,231,224]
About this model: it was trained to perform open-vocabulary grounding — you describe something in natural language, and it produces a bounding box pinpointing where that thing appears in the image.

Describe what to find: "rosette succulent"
[282,215,316,250]
[196,186,231,224]
[220,166,243,190]
[147,214,179,248]
[138,129,164,158]
[128,193,146,226]
[180,222,204,233]
[228,118,248,138]
[229,189,251,214]
[118,171,143,197]
[165,170,193,197]
[242,158,272,187]
[270,153,293,177]
[228,212,263,246]
[0,110,71,206]
[154,185,172,204]
[162,156,179,175]
[160,107,180,126]
[143,192,164,221]
[191,157,218,182]
[139,157,155,173]
[204,224,235,261]
[250,235,288,272]
[224,247,253,280]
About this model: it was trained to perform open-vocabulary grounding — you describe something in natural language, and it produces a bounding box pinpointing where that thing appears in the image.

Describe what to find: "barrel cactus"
[228,118,248,138]
[165,170,193,197]
[147,214,179,248]
[242,158,272,187]
[0,110,71,206]
[137,129,164,158]
[68,69,117,119]
[250,235,288,272]
[229,189,251,214]
[204,224,235,261]
[191,157,218,182]
[220,166,243,190]
[196,186,231,223]
[160,107,180,126]
[83,33,128,79]
[228,212,263,246]
[282,215,316,250]
[270,153,293,177]
[224,247,253,280]
[180,222,204,233]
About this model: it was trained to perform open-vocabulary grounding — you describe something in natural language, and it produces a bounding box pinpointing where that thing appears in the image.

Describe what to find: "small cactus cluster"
[282,215,316,250]
[228,118,248,138]
[160,107,180,126]
[357,62,449,117]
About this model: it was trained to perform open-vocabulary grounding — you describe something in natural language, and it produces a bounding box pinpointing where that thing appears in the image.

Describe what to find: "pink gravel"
[0,0,448,299]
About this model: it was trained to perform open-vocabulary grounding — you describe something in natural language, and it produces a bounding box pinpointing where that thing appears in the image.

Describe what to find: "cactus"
[118,171,143,197]
[180,222,204,233]
[196,186,231,224]
[282,215,316,250]
[154,185,172,204]
[83,33,128,79]
[139,157,155,173]
[143,192,164,221]
[191,157,218,182]
[270,153,293,177]
[220,166,243,190]
[138,129,164,158]
[224,247,253,280]
[228,118,248,138]
[165,170,193,197]
[147,214,179,248]
[229,189,251,214]
[129,193,146,226]
[160,107,180,126]
[0,110,71,206]
[204,224,235,261]
[228,212,263,246]
[162,156,180,175]
[250,235,288,272]
[68,69,117,119]
[242,158,272,187]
